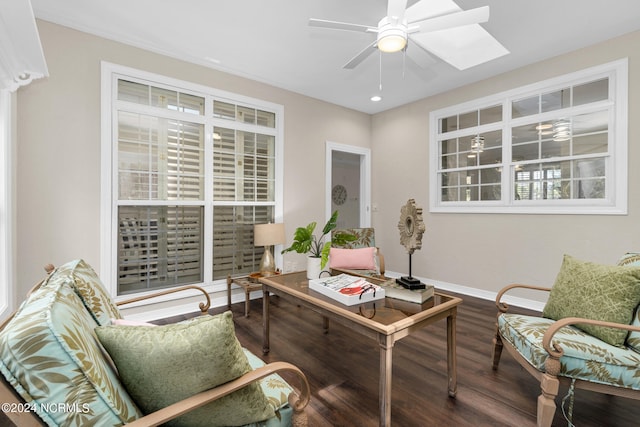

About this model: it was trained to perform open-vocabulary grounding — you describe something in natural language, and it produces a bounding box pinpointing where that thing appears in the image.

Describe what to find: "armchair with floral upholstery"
[330,227,385,278]
[492,253,640,427]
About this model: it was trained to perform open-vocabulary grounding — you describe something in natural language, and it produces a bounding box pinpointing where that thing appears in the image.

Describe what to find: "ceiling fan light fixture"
[377,28,407,53]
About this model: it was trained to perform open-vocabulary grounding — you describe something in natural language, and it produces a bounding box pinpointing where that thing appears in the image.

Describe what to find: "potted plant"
[282,210,357,279]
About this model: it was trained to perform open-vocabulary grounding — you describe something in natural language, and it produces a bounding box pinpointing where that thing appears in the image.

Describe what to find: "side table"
[226,275,262,317]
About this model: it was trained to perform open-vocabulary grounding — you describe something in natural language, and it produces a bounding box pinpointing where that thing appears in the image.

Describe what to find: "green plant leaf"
[281,223,316,254]
[322,210,339,235]
[320,241,332,269]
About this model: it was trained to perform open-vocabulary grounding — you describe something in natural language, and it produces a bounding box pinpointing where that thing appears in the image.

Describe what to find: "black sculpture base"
[396,276,426,290]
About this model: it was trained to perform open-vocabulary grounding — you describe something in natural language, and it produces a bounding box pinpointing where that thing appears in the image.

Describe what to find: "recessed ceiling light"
[370,95,382,102]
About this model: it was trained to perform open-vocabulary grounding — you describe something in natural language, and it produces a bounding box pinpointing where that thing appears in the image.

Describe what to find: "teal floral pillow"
[45,259,122,325]
[618,252,640,352]
[95,312,274,427]
[543,254,640,347]
[0,279,140,426]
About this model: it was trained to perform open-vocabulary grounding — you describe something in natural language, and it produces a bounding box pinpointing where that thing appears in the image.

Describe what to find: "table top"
[259,271,462,335]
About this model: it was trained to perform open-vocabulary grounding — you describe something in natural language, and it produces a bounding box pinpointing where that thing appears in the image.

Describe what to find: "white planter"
[306,256,325,280]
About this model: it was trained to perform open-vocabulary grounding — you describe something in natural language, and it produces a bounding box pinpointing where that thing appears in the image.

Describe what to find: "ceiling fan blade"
[387,0,408,24]
[309,18,376,33]
[405,0,461,24]
[405,41,438,69]
[409,25,508,70]
[411,6,489,33]
[343,41,378,69]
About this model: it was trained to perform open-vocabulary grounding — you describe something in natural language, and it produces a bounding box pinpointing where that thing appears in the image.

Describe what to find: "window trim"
[429,58,628,215]
[101,62,284,302]
[0,90,14,321]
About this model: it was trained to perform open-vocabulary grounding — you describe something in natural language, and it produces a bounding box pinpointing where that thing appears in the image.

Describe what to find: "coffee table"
[259,271,462,427]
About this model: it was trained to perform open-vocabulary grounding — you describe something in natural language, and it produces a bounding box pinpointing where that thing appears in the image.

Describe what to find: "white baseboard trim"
[121,271,545,322]
[384,270,545,313]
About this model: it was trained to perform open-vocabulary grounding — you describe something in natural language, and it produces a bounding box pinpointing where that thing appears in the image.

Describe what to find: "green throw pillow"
[95,312,274,427]
[542,254,640,347]
[617,252,640,352]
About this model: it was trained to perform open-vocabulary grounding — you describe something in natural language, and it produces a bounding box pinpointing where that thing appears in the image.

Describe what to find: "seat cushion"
[95,312,275,427]
[542,254,640,346]
[243,348,296,427]
[0,276,141,426]
[498,313,640,391]
[45,259,122,326]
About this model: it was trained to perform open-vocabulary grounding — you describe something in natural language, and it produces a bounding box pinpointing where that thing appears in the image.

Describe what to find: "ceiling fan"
[309,0,509,71]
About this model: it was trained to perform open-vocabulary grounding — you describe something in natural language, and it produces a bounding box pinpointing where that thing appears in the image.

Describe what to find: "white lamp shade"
[254,223,285,247]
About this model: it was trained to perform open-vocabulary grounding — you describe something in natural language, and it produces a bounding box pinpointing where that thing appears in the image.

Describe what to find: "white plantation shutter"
[111,74,281,295]
[118,206,203,293]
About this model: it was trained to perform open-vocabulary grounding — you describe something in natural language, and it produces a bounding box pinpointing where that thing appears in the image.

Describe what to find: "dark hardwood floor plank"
[202,292,638,427]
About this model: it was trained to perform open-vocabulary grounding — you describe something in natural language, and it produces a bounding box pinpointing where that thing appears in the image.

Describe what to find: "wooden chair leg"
[492,329,504,370]
[537,373,559,427]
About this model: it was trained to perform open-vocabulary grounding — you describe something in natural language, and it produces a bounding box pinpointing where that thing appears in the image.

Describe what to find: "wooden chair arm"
[116,285,211,314]
[542,317,640,358]
[495,283,551,313]
[377,248,385,276]
[126,361,311,427]
[43,263,211,315]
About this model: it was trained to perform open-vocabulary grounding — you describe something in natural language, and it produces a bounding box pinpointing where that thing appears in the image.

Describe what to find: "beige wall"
[371,30,640,301]
[15,21,371,296]
[15,20,640,306]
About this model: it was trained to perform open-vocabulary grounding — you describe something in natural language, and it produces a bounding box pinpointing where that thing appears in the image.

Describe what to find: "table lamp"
[254,223,285,276]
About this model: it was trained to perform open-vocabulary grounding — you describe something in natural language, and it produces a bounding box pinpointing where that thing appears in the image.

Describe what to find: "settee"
[0,259,310,426]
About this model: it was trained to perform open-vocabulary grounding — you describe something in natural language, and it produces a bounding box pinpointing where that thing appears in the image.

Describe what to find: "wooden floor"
[3,291,637,426]
[159,291,639,427]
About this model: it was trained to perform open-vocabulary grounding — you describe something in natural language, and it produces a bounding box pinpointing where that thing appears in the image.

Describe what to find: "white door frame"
[325,141,371,227]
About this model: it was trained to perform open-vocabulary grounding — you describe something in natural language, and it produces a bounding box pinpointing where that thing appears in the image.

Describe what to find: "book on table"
[378,278,434,304]
[309,274,386,306]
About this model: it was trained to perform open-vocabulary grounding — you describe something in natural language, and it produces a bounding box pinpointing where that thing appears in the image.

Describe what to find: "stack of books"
[379,279,434,304]
[309,274,386,306]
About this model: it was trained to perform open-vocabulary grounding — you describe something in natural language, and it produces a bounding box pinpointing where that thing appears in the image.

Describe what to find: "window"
[102,63,283,296]
[430,59,628,214]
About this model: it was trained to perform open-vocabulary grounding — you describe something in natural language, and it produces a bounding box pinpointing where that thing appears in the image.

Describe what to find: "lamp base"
[259,245,277,276]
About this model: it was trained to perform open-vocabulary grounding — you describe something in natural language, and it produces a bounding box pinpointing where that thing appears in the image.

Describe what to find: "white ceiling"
[31,0,640,114]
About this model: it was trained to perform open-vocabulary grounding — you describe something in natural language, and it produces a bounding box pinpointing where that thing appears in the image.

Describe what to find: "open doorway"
[325,141,371,228]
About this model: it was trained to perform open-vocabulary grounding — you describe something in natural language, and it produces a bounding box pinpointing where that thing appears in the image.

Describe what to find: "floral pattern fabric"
[331,228,381,276]
[1,259,298,427]
[44,259,122,325]
[332,228,376,249]
[498,313,640,390]
[0,276,141,426]
[243,349,296,427]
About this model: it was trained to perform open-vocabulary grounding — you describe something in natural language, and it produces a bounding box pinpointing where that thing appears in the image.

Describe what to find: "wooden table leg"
[244,288,251,317]
[379,334,394,427]
[447,308,458,398]
[226,275,232,310]
[262,287,270,354]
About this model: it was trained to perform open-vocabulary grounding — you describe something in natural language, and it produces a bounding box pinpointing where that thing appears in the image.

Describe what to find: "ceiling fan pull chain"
[402,47,407,79]
[379,50,383,91]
